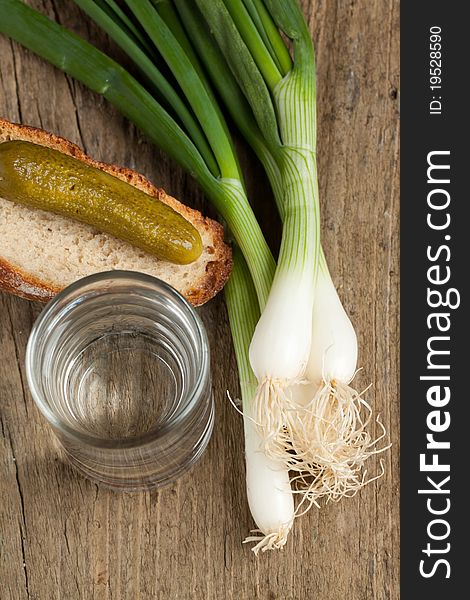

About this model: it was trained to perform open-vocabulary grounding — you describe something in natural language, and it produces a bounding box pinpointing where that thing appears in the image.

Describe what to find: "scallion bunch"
[0,0,387,554]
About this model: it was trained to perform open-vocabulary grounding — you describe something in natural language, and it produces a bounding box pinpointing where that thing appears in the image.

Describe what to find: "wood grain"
[0,1,400,598]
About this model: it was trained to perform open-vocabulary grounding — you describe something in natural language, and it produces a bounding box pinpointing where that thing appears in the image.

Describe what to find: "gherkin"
[0,141,203,265]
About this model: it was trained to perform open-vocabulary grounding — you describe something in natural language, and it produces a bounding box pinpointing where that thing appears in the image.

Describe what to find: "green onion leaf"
[100,0,154,55]
[74,0,219,176]
[222,0,282,91]
[173,0,278,167]
[194,0,281,149]
[241,0,292,76]
[123,0,242,181]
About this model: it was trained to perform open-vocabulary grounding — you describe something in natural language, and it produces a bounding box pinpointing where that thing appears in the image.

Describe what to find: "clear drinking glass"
[25,271,214,490]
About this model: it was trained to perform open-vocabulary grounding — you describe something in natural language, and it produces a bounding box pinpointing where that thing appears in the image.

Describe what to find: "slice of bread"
[0,118,232,305]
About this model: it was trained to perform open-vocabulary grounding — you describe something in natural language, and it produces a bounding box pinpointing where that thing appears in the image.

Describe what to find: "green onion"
[0,0,387,549]
[169,0,385,507]
[225,247,294,554]
[193,0,321,455]
[192,0,387,504]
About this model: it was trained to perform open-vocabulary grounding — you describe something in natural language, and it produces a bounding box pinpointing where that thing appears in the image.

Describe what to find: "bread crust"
[0,118,232,305]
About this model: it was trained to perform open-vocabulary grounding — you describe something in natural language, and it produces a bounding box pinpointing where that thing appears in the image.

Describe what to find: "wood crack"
[64,521,71,555]
[8,427,31,600]
[48,0,62,29]
[64,74,88,152]
[9,39,23,123]
[5,301,29,417]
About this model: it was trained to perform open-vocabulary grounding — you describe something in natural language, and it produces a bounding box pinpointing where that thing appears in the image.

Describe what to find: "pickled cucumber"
[0,141,203,264]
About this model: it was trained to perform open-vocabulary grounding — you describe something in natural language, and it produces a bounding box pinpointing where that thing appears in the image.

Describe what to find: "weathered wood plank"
[0,1,399,598]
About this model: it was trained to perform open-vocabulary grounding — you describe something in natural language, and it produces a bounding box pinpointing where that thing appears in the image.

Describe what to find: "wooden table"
[0,2,399,598]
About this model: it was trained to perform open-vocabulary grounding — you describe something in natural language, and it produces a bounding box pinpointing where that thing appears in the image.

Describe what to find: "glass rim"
[25,270,211,450]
